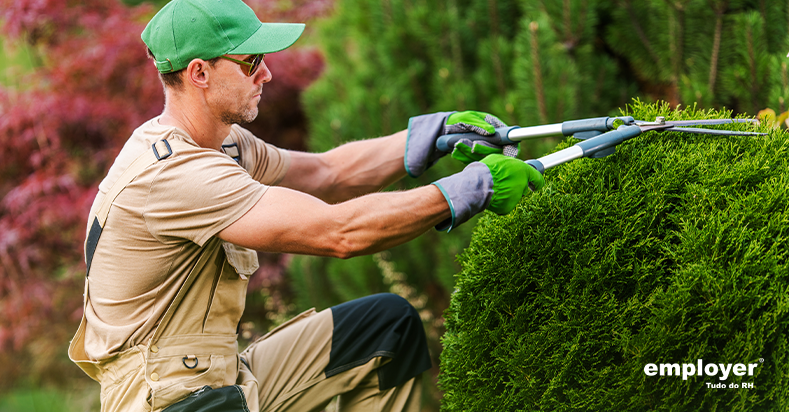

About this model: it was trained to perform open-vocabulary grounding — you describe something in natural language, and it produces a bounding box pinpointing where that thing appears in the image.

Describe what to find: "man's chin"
[240,108,259,125]
[221,109,258,126]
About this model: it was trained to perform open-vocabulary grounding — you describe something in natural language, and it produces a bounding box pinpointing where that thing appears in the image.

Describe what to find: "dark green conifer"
[439,101,789,410]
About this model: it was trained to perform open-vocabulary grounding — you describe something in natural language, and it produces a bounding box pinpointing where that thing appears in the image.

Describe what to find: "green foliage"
[289,253,387,310]
[0,38,39,89]
[601,0,789,114]
[0,387,98,412]
[513,1,630,126]
[439,100,789,410]
[719,11,774,115]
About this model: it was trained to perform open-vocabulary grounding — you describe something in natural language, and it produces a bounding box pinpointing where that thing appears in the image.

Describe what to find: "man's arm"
[278,131,408,204]
[218,183,450,259]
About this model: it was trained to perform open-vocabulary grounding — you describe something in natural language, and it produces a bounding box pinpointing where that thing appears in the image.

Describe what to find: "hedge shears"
[436,116,766,174]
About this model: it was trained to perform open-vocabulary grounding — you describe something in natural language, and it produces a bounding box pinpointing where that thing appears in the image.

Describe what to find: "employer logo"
[643,359,763,381]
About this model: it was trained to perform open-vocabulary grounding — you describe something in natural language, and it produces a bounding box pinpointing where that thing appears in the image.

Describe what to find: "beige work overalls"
[68,140,261,412]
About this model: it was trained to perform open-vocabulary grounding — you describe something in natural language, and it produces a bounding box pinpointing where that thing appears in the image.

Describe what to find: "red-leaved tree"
[0,0,328,389]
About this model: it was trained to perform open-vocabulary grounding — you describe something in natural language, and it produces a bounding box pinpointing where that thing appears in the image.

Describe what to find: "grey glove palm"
[404,111,454,178]
[405,111,518,178]
[432,154,545,232]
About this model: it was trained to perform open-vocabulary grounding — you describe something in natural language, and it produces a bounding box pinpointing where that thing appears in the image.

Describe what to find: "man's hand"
[480,154,543,214]
[430,154,544,232]
[404,110,516,178]
[444,111,518,163]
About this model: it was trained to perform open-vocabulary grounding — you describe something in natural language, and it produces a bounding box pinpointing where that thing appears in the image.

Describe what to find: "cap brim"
[229,23,305,55]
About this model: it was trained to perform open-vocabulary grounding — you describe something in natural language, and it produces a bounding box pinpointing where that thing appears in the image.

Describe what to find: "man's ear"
[185,59,211,89]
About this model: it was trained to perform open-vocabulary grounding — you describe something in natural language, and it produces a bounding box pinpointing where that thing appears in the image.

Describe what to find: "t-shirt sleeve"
[227,126,291,185]
[143,148,268,246]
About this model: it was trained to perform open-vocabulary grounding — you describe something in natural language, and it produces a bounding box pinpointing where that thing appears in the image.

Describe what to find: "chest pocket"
[222,242,259,279]
[201,243,259,334]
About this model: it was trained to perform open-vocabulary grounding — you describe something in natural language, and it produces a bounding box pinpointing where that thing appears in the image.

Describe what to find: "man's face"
[207,55,271,126]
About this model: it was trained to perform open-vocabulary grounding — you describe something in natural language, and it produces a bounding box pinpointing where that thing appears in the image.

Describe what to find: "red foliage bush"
[0,0,328,387]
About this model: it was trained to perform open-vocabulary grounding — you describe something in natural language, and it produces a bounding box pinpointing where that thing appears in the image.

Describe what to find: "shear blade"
[665,127,766,136]
[665,118,759,127]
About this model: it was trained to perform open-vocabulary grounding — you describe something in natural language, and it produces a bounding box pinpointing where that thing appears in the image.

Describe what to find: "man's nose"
[255,60,272,83]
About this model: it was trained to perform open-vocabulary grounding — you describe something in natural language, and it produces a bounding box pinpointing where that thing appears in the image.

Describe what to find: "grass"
[0,387,98,412]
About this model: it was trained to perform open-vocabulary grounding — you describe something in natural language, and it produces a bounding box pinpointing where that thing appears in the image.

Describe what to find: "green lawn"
[0,387,98,412]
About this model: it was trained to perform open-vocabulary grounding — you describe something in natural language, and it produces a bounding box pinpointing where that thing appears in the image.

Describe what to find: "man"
[67,0,545,410]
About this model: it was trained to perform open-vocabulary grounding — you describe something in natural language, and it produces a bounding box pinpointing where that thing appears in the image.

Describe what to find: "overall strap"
[85,139,192,275]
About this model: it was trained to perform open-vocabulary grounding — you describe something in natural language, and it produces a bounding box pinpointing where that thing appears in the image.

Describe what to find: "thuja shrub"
[439,100,789,411]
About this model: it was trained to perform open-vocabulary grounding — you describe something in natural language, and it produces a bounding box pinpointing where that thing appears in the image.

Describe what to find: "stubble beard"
[213,79,260,126]
[219,103,258,126]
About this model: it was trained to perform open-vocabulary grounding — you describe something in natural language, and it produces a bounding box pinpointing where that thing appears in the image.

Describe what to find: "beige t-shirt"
[83,118,290,361]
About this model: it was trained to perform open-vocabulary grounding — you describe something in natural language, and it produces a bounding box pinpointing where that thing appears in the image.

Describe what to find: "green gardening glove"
[451,140,508,164]
[444,111,520,163]
[445,110,501,135]
[431,154,545,232]
[481,154,544,215]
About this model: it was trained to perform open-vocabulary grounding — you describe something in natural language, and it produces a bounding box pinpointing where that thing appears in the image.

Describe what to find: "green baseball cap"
[142,0,305,73]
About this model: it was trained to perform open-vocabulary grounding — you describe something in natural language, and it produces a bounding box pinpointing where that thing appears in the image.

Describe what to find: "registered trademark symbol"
[759,358,764,363]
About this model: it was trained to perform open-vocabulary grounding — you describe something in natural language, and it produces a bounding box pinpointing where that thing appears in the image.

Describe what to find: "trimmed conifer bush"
[439,100,789,411]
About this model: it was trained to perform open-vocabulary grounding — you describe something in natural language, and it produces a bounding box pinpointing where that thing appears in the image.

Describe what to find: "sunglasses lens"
[248,54,263,76]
